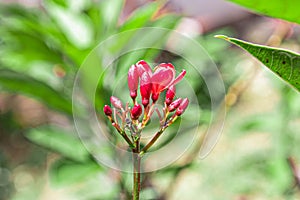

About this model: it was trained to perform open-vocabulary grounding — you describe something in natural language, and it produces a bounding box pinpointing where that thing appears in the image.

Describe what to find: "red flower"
[128,60,186,106]
[136,60,152,76]
[131,104,142,120]
[140,72,152,107]
[176,98,189,116]
[110,96,123,109]
[165,85,176,105]
[168,98,182,112]
[128,64,139,99]
[151,63,186,102]
[103,105,112,116]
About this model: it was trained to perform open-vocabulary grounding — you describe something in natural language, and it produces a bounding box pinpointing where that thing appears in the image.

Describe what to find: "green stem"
[121,132,135,149]
[139,129,163,156]
[132,140,141,200]
[140,115,178,156]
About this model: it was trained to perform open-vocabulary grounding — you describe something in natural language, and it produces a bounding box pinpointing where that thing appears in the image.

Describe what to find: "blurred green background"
[1,0,300,199]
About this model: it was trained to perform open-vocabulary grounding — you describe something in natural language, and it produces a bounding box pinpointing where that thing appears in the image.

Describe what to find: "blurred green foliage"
[0,0,300,200]
[228,0,300,24]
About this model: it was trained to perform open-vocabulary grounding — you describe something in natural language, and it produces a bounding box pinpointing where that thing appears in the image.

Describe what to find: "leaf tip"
[214,35,230,41]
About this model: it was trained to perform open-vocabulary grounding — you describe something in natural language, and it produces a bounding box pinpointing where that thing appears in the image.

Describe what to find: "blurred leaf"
[47,0,68,8]
[0,69,72,114]
[100,0,123,34]
[119,2,158,32]
[0,4,72,68]
[215,35,300,92]
[25,126,90,162]
[228,0,300,24]
[1,31,63,66]
[44,1,94,49]
[49,158,102,186]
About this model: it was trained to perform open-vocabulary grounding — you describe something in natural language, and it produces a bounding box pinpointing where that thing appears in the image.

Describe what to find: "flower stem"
[139,129,163,156]
[140,115,178,156]
[132,140,141,200]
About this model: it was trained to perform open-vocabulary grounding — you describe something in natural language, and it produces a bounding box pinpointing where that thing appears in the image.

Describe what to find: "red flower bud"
[140,72,152,106]
[128,65,139,99]
[176,98,189,116]
[168,98,182,112]
[110,96,123,109]
[165,85,176,105]
[131,104,142,120]
[103,105,112,116]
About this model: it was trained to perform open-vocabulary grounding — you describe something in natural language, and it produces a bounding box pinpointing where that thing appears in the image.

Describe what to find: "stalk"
[132,140,141,200]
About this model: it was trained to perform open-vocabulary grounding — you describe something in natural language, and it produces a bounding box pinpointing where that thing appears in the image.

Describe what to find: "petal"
[131,104,142,120]
[176,98,189,116]
[155,63,175,71]
[136,60,152,76]
[168,98,182,112]
[165,85,176,105]
[128,65,139,90]
[103,105,112,116]
[110,96,123,109]
[151,67,174,93]
[169,69,186,86]
[140,72,152,106]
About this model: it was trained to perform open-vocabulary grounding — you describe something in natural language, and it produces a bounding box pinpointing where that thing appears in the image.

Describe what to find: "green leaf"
[228,0,300,24]
[215,35,300,92]
[25,126,90,162]
[100,0,124,33]
[49,158,102,186]
[119,2,158,32]
[0,68,73,114]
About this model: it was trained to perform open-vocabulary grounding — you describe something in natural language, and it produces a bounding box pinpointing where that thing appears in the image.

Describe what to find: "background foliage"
[0,0,300,199]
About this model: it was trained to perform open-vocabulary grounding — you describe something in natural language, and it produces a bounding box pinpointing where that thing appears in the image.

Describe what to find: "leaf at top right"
[215,35,300,92]
[228,0,300,25]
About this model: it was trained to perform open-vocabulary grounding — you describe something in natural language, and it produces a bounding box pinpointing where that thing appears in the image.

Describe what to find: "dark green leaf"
[228,0,300,24]
[215,35,300,92]
[0,68,73,114]
[25,126,90,162]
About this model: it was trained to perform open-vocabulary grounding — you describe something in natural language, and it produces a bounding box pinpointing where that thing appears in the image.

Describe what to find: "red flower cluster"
[128,60,186,106]
[103,60,189,150]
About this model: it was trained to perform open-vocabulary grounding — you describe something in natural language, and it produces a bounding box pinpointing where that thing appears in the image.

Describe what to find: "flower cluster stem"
[140,115,178,156]
[132,140,141,200]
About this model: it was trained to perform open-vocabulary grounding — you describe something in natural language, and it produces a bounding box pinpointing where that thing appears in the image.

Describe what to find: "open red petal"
[170,69,186,86]
[137,60,152,76]
[151,67,174,94]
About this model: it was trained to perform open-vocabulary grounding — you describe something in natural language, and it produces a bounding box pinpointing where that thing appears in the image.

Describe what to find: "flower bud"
[110,96,123,109]
[128,65,139,99]
[176,98,189,116]
[168,98,182,112]
[165,85,176,105]
[140,72,152,107]
[131,104,142,120]
[103,105,112,116]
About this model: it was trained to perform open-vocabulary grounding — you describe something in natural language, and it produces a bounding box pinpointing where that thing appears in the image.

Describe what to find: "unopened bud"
[110,96,123,109]
[168,98,182,112]
[140,72,152,107]
[131,104,142,120]
[128,65,139,99]
[103,105,112,116]
[176,98,189,116]
[165,85,176,105]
